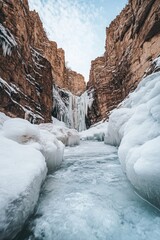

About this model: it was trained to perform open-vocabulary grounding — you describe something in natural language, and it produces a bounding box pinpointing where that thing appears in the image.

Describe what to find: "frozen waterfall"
[53,86,93,131]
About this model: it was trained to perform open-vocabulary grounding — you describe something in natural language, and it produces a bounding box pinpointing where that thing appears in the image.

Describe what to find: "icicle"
[52,86,94,131]
[0,24,17,56]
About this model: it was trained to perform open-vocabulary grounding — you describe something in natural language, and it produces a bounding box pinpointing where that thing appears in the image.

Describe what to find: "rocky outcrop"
[64,69,86,96]
[0,0,86,123]
[27,10,86,95]
[87,0,160,125]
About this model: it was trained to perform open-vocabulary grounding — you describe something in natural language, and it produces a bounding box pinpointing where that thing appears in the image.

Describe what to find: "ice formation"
[0,113,67,239]
[80,120,108,141]
[39,119,80,147]
[53,86,93,131]
[0,121,47,239]
[104,57,160,207]
[0,23,17,56]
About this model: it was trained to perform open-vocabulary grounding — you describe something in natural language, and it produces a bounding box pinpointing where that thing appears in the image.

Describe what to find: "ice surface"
[80,121,108,141]
[16,141,160,240]
[104,67,160,207]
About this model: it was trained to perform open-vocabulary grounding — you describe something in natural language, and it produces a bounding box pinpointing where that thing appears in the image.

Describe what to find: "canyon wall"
[0,0,86,123]
[87,0,160,125]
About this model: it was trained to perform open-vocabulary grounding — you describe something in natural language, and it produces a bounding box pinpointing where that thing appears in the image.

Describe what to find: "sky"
[28,0,128,81]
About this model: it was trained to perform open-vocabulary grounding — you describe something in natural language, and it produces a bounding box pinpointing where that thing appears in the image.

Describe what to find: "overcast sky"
[28,0,128,81]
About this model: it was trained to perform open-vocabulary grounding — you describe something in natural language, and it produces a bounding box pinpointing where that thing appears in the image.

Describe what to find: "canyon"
[87,0,160,125]
[0,0,160,129]
[0,0,86,124]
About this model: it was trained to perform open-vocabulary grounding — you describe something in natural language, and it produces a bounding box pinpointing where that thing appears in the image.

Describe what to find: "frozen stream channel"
[16,141,160,240]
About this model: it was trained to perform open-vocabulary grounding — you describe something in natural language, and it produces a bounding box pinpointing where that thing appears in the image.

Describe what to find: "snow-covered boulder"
[0,136,47,240]
[104,69,160,207]
[0,115,66,239]
[80,121,108,141]
[39,122,80,147]
[2,118,64,173]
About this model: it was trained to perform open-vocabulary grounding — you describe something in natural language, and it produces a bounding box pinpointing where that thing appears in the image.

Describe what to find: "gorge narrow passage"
[17,141,160,240]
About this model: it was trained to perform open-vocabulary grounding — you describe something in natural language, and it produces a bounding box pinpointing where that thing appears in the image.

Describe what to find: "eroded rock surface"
[88,0,160,124]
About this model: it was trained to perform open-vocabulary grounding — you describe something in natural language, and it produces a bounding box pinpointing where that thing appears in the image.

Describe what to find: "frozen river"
[16,141,160,240]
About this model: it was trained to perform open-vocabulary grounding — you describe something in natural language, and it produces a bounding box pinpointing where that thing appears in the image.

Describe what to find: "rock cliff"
[0,0,53,123]
[87,0,160,125]
[0,0,86,123]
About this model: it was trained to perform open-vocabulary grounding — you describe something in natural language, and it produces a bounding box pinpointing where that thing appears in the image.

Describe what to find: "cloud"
[28,0,104,81]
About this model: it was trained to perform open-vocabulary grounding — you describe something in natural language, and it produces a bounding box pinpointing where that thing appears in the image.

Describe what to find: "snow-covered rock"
[0,136,47,240]
[39,121,80,147]
[0,115,66,239]
[2,118,64,173]
[80,121,108,141]
[104,66,160,207]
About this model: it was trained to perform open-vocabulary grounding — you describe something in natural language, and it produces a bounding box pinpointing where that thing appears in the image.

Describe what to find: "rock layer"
[87,0,160,125]
[0,0,86,123]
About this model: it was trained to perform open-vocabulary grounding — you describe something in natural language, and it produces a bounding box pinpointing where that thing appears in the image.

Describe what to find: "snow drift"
[80,121,108,141]
[105,59,160,207]
[0,115,66,239]
[0,130,47,239]
[39,119,80,147]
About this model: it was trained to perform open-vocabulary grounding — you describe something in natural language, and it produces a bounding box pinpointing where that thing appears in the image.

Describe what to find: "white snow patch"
[80,121,108,141]
[2,118,64,173]
[0,136,47,240]
[104,65,160,207]
[39,122,80,147]
[0,115,67,238]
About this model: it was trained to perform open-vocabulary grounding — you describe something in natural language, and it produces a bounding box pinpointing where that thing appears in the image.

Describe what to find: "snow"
[17,141,160,240]
[104,62,160,207]
[3,118,40,143]
[53,86,93,131]
[39,121,80,147]
[80,121,108,141]
[0,23,17,56]
[0,135,47,240]
[0,114,66,238]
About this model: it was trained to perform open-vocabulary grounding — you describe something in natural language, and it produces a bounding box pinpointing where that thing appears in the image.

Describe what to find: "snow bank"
[0,115,66,238]
[80,121,108,141]
[0,136,47,240]
[104,66,160,207]
[39,121,80,147]
[2,118,64,173]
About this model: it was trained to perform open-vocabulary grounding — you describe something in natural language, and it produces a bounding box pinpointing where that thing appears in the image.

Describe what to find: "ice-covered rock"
[2,118,64,173]
[104,67,160,207]
[0,115,67,239]
[0,136,47,240]
[39,122,80,147]
[80,121,108,141]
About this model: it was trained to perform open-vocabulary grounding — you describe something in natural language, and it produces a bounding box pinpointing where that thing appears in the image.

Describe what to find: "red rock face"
[87,0,160,125]
[0,0,53,123]
[0,0,86,122]
[64,68,86,96]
